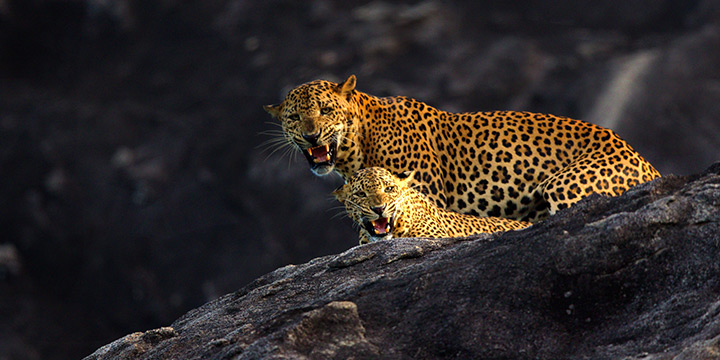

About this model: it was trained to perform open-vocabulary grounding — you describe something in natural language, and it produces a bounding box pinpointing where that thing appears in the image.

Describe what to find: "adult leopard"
[265,75,660,222]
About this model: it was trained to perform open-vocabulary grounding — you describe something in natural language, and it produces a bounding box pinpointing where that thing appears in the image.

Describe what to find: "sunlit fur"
[334,167,531,244]
[266,75,661,222]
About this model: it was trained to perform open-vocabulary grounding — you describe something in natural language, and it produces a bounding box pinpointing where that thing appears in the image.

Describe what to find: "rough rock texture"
[2,1,720,359]
[85,164,720,360]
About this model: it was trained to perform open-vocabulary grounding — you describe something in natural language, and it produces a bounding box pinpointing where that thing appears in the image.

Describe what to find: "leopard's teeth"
[307,144,332,163]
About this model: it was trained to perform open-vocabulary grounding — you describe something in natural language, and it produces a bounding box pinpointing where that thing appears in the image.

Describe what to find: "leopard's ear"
[263,104,282,118]
[397,170,416,187]
[335,75,356,96]
[332,184,349,203]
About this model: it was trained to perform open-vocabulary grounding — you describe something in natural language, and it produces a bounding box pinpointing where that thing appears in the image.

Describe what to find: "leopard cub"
[334,167,531,244]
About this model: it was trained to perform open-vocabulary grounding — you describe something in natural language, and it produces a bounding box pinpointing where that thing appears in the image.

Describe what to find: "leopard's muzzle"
[302,142,337,174]
[362,216,393,241]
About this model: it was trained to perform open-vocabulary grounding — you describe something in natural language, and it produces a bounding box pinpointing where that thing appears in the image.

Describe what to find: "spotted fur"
[334,167,530,244]
[266,75,661,222]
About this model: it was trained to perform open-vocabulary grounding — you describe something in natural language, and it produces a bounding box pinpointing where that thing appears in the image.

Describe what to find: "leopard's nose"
[302,133,320,145]
[372,205,385,215]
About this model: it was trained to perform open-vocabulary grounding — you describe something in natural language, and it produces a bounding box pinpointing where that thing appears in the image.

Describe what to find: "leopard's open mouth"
[302,142,337,170]
[363,217,393,239]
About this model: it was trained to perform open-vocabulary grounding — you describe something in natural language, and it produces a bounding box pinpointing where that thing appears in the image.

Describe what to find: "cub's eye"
[385,186,395,193]
[320,107,333,115]
[288,113,300,121]
[355,191,367,198]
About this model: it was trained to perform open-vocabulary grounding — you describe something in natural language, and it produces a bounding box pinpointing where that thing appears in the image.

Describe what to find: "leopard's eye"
[320,107,333,115]
[288,113,300,121]
[385,186,395,193]
[355,191,367,198]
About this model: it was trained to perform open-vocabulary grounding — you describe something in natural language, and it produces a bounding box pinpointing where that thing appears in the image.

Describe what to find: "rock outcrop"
[3,2,720,359]
[85,164,720,360]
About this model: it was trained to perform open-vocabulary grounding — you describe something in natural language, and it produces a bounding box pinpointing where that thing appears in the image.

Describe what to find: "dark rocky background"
[0,1,719,359]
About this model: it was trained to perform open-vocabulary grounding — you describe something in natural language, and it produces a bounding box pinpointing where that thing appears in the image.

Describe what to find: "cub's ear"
[263,104,282,118]
[332,184,349,202]
[335,75,357,96]
[397,170,416,187]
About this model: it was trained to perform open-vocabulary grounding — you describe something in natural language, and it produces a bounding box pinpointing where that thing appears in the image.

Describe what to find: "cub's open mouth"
[363,217,392,238]
[303,142,336,168]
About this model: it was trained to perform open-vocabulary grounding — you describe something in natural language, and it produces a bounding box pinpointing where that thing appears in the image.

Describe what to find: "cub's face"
[334,167,415,242]
[264,75,356,176]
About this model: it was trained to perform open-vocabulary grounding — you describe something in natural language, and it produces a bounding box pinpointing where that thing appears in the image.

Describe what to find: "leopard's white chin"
[310,164,335,176]
[369,234,393,242]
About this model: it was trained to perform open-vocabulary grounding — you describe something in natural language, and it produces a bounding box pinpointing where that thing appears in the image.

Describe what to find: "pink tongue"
[309,145,329,162]
[373,218,389,234]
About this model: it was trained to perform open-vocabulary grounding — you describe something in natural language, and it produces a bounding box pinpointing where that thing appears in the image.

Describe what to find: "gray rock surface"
[85,164,720,360]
